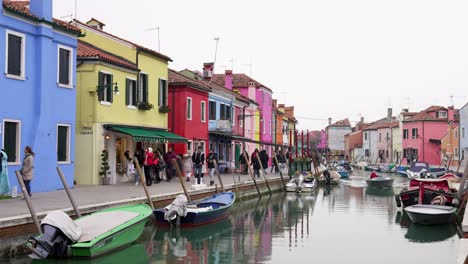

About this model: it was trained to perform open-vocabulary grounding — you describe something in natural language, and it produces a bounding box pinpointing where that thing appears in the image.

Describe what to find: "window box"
[159,105,171,113]
[137,101,154,111]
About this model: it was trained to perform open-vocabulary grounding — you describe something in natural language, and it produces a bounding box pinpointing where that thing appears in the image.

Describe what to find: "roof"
[364,118,398,130]
[74,20,172,62]
[168,69,211,93]
[87,18,105,27]
[212,73,272,92]
[77,40,139,71]
[3,0,81,35]
[404,105,457,122]
[327,118,351,127]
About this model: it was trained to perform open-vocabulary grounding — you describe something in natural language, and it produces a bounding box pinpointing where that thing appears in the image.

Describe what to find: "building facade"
[460,103,468,163]
[325,118,352,157]
[0,0,80,192]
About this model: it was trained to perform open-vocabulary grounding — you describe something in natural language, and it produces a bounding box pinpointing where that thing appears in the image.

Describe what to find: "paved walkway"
[0,170,287,220]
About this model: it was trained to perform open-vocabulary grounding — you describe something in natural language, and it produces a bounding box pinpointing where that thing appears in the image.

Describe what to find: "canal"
[12,171,460,263]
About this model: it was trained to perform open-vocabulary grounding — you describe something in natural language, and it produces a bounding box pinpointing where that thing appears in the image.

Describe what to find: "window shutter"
[125,79,130,106]
[108,74,114,103]
[158,79,162,106]
[59,49,70,85]
[132,81,137,106]
[144,75,149,103]
[98,72,104,101]
[7,34,21,76]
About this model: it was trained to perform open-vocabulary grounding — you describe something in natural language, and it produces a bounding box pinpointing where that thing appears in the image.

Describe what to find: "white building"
[459,103,468,161]
[326,118,352,155]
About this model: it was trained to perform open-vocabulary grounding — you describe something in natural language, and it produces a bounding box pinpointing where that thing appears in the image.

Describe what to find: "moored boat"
[286,173,317,193]
[366,177,394,188]
[154,192,235,227]
[28,204,152,259]
[404,204,457,225]
[395,178,458,208]
[406,161,431,179]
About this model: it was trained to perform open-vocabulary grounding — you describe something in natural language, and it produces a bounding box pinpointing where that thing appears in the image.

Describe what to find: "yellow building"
[74,19,184,185]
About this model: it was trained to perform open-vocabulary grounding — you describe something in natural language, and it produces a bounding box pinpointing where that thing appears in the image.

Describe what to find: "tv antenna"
[146,27,160,52]
[213,37,220,68]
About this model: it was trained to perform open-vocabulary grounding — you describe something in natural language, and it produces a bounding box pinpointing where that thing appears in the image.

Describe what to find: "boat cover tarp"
[410,162,429,172]
[75,211,138,242]
[164,194,188,221]
[198,192,234,206]
[41,210,82,243]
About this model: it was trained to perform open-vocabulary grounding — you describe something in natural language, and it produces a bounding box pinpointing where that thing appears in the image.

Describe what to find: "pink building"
[402,106,457,165]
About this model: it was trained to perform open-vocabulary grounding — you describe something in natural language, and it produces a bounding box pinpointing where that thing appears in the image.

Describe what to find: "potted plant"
[99,149,111,185]
[158,105,171,113]
[137,101,154,111]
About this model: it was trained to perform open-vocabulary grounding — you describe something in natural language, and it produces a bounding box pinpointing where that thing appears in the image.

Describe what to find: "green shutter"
[144,75,149,103]
[125,79,130,106]
[98,72,104,101]
[109,74,113,103]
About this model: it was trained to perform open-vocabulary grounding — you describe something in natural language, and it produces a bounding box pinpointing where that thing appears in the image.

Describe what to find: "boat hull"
[366,178,394,188]
[286,181,316,192]
[396,189,455,208]
[404,205,457,225]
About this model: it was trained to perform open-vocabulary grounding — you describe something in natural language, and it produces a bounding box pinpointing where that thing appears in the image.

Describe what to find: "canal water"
[13,171,460,263]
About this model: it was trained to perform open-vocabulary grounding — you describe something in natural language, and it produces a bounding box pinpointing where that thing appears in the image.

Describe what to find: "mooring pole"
[133,158,155,210]
[212,159,225,192]
[273,155,286,189]
[244,151,261,198]
[256,154,271,195]
[172,159,192,203]
[56,167,81,217]
[15,170,41,234]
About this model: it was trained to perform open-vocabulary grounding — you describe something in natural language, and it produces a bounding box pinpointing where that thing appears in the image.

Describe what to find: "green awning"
[107,126,187,143]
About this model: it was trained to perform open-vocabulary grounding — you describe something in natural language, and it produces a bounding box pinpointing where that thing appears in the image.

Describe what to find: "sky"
[54,0,468,130]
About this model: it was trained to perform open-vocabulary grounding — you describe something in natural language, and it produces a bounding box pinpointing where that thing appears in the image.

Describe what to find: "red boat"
[395,176,459,208]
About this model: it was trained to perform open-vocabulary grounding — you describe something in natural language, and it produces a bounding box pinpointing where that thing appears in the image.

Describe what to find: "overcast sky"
[54,0,468,130]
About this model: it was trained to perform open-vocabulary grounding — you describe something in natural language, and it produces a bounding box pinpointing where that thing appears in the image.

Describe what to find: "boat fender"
[452,198,459,207]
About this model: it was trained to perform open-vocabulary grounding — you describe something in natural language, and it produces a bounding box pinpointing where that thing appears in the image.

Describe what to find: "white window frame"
[438,111,447,118]
[201,101,206,122]
[57,124,71,164]
[187,140,193,154]
[5,30,26,80]
[158,78,168,106]
[57,44,73,88]
[2,119,21,165]
[99,70,112,105]
[186,97,192,120]
[232,107,235,126]
[126,77,137,109]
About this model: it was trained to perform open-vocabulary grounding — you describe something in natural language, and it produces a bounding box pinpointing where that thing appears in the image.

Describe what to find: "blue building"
[0,0,81,192]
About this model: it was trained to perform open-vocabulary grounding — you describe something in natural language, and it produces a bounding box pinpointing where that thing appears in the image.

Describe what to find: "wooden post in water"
[256,153,271,195]
[15,170,41,234]
[273,155,286,189]
[172,158,192,203]
[212,159,225,192]
[133,158,155,210]
[56,167,81,218]
[244,151,261,198]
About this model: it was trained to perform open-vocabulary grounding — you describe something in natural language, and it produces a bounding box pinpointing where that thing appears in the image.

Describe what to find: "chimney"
[86,18,106,30]
[224,70,233,90]
[203,62,214,81]
[30,0,52,21]
[328,118,332,125]
[387,108,392,121]
[448,106,455,122]
[360,117,364,123]
[402,108,409,113]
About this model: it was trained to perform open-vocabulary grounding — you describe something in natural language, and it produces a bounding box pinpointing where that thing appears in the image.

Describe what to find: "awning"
[107,126,187,143]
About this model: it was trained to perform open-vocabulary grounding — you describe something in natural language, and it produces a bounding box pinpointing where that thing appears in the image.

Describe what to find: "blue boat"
[154,192,236,227]
[337,169,349,178]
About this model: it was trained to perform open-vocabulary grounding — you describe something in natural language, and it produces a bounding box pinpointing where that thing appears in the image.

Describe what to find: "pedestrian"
[153,149,162,183]
[124,150,139,186]
[206,149,218,186]
[20,146,34,198]
[0,149,11,196]
[192,146,205,184]
[259,148,269,174]
[144,147,154,186]
[251,148,260,178]
[176,154,184,177]
[164,148,177,182]
[239,150,249,175]
[182,152,193,182]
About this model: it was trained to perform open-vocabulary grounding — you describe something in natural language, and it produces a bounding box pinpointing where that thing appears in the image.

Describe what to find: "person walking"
[0,149,11,196]
[152,149,162,183]
[182,152,193,182]
[251,148,260,178]
[259,148,269,175]
[164,148,177,182]
[192,146,205,184]
[206,149,218,186]
[144,147,154,186]
[239,150,249,175]
[124,150,139,186]
[20,146,34,198]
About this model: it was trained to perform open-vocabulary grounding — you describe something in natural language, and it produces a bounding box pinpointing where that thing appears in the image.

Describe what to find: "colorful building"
[168,69,211,155]
[325,118,352,157]
[459,103,468,162]
[402,106,457,166]
[272,100,284,147]
[0,0,80,192]
[74,19,182,185]
[441,124,460,167]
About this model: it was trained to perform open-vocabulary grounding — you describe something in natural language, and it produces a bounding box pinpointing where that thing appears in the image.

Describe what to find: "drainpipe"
[422,121,425,162]
[242,106,246,138]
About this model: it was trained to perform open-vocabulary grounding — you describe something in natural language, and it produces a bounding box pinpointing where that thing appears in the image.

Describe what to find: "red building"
[168,69,211,155]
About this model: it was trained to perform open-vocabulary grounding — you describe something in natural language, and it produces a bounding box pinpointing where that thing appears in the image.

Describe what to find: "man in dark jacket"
[239,150,249,175]
[259,149,269,174]
[206,149,218,186]
[192,146,205,184]
[251,148,260,178]
[164,148,177,182]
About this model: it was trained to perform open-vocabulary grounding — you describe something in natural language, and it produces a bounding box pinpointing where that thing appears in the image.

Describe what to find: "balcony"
[209,120,233,133]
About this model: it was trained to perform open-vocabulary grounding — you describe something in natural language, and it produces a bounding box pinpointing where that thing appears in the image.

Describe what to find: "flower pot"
[102,177,111,185]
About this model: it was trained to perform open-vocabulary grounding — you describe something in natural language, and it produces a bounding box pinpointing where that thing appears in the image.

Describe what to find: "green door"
[235,143,241,168]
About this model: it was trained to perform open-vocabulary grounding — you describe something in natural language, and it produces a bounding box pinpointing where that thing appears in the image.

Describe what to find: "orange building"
[441,124,460,168]
[272,99,284,146]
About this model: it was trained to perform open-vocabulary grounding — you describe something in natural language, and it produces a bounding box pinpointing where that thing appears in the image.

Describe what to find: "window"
[158,78,167,106]
[57,124,70,163]
[58,45,73,87]
[231,107,235,125]
[386,132,389,141]
[437,111,447,118]
[364,132,367,140]
[139,73,149,103]
[412,128,418,139]
[455,147,459,158]
[226,105,231,121]
[98,72,113,103]
[6,30,25,78]
[455,130,458,139]
[2,120,20,164]
[187,140,193,154]
[201,101,206,122]
[220,104,229,120]
[463,127,465,138]
[403,129,409,139]
[365,149,369,156]
[209,101,216,120]
[379,133,382,142]
[186,97,192,120]
[125,78,137,107]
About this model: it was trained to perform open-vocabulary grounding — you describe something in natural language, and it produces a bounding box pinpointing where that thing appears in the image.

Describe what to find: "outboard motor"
[323,170,331,185]
[164,194,189,226]
[28,210,81,259]
[420,169,428,178]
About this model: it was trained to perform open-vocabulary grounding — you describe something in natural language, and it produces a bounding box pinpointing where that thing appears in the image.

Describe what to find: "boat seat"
[75,211,138,242]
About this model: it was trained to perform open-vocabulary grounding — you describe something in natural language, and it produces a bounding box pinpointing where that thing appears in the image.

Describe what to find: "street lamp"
[95,82,119,97]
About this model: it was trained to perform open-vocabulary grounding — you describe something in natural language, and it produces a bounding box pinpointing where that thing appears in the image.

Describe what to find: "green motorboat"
[28,204,152,259]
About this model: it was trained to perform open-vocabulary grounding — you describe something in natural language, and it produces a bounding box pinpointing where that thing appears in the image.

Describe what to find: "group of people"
[125,146,220,187]
[0,146,35,198]
[239,148,288,178]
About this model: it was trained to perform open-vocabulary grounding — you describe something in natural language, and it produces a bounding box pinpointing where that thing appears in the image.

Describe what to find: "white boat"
[366,176,394,188]
[406,161,431,179]
[404,204,457,225]
[286,173,317,193]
